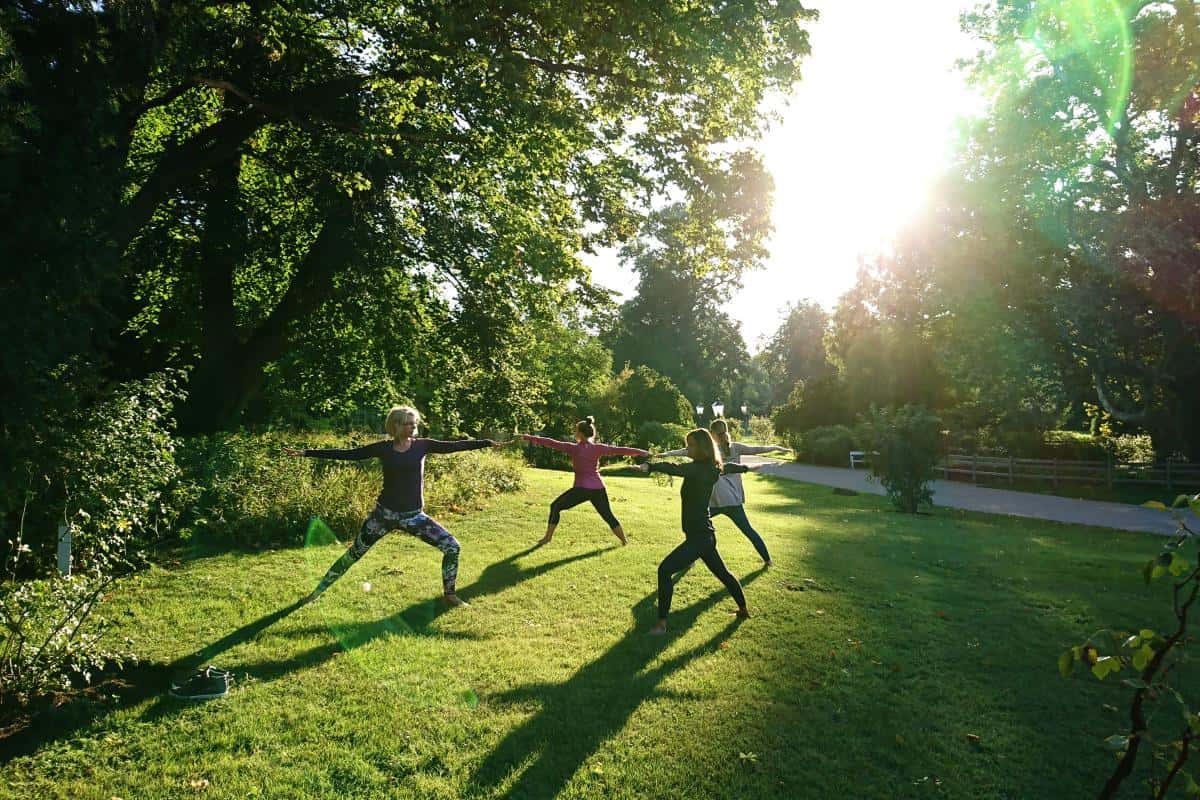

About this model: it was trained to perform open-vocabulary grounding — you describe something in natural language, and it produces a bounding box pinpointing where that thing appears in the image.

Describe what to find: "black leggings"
[548,486,620,528]
[657,532,746,620]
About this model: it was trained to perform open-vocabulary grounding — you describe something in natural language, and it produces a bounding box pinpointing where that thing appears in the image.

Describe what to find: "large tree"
[604,203,758,406]
[1,0,816,434]
[955,0,1200,455]
[758,299,834,406]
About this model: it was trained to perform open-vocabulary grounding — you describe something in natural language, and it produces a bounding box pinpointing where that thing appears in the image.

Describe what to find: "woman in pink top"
[522,416,649,546]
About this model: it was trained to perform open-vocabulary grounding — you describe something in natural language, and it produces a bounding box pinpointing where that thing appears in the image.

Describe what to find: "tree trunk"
[174,177,366,433]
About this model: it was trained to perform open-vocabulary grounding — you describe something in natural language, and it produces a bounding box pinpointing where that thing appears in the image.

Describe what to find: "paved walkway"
[743,457,1197,536]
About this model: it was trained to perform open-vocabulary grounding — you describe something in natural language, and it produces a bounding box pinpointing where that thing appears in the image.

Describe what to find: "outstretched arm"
[657,447,688,458]
[722,462,757,475]
[733,443,790,456]
[644,461,691,478]
[595,443,650,458]
[424,438,496,454]
[284,441,385,461]
[520,434,577,453]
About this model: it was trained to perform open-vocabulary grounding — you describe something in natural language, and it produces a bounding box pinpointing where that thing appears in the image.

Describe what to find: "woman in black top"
[637,429,760,635]
[284,405,504,607]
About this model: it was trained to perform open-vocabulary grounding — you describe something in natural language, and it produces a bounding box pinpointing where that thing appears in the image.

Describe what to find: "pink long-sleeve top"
[521,434,649,490]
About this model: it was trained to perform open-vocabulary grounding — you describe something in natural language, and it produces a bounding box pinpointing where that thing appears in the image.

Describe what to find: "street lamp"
[712,401,724,418]
[740,404,748,418]
[695,403,704,420]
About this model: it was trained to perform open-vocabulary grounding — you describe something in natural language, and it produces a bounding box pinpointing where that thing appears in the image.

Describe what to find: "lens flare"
[1022,0,1134,174]
[302,516,477,708]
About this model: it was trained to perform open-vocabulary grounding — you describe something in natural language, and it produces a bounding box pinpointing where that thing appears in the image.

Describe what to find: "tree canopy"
[1,0,816,435]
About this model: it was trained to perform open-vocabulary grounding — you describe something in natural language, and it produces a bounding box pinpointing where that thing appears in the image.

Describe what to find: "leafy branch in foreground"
[1059,494,1200,799]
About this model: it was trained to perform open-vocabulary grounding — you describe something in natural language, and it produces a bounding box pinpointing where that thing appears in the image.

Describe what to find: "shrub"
[746,415,776,444]
[522,438,574,471]
[3,371,188,577]
[590,365,693,444]
[1038,430,1109,461]
[1110,434,1155,463]
[793,425,859,466]
[772,374,851,438]
[637,421,693,452]
[0,372,182,711]
[862,404,942,513]
[0,572,132,707]
[424,449,524,514]
[177,432,524,548]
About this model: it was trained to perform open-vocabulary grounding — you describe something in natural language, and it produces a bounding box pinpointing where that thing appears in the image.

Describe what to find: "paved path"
[743,457,1197,537]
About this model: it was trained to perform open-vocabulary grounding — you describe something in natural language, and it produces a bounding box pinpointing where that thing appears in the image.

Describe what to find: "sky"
[585,0,985,351]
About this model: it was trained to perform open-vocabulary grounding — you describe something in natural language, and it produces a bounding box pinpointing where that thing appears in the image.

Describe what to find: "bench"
[849,451,877,470]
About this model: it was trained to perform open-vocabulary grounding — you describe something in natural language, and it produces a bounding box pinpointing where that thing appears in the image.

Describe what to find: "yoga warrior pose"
[522,416,649,545]
[284,405,503,607]
[659,418,789,566]
[637,429,761,635]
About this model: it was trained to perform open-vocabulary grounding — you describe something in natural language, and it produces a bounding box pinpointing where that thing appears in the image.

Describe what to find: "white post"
[57,523,72,577]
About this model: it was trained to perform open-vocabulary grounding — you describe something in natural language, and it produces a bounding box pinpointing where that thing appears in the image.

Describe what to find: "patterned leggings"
[315,504,460,595]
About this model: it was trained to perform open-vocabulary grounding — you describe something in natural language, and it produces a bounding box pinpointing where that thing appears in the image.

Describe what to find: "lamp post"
[740,404,748,417]
[695,403,704,422]
[712,401,724,419]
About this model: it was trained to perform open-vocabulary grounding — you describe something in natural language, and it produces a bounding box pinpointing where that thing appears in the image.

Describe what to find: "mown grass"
[1,467,1190,799]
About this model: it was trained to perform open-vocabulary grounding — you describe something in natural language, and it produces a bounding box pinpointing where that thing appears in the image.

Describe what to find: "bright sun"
[584,1,985,348]
[733,0,984,345]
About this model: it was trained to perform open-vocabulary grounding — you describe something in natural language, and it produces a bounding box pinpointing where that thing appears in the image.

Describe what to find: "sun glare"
[732,0,984,344]
[584,2,984,348]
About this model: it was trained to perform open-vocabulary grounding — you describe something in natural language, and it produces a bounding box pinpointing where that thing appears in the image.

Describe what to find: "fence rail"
[938,453,1200,492]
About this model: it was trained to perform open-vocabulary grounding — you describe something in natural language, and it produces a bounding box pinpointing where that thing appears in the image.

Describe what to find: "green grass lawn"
[2,467,1190,799]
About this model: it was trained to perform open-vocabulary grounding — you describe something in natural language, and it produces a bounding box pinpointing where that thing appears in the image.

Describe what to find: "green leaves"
[1058,649,1075,678]
[1131,645,1155,672]
[1091,656,1121,680]
[1104,734,1130,752]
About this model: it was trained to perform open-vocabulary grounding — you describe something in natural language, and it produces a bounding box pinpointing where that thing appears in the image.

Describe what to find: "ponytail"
[709,419,732,460]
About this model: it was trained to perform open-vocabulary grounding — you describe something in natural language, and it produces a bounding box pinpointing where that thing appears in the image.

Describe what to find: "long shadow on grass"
[465,568,764,800]
[0,599,309,764]
[132,546,612,724]
[459,544,609,601]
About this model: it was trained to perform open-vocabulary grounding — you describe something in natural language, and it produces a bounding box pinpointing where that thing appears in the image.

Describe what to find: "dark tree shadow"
[459,544,609,601]
[0,544,627,764]
[133,545,611,723]
[465,568,765,799]
[0,599,309,764]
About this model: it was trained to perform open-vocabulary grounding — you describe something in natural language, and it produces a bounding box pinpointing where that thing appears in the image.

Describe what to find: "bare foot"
[648,620,667,636]
[537,534,553,546]
[443,593,469,607]
[764,559,773,568]
[733,606,751,618]
[612,528,628,545]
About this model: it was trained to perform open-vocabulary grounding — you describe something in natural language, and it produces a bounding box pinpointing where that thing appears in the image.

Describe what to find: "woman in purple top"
[521,415,649,546]
[284,405,504,607]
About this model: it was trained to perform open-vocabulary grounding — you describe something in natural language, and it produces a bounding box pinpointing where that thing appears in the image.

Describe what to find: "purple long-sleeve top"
[521,434,648,490]
[304,437,493,513]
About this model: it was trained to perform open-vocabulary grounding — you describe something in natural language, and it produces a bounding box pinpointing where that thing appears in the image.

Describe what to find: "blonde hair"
[709,419,731,460]
[686,428,722,470]
[384,405,421,440]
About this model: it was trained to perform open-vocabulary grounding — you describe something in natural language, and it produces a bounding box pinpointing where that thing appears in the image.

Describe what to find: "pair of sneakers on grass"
[170,665,232,700]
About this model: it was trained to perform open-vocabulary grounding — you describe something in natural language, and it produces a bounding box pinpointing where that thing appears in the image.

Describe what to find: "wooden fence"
[939,453,1200,492]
